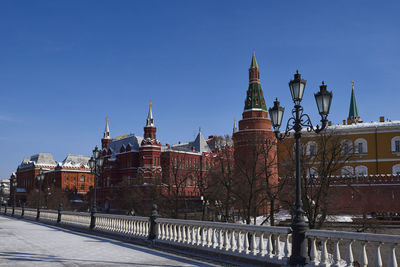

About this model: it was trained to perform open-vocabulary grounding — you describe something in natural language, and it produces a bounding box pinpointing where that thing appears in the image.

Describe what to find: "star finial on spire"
[106,117,109,122]
[148,101,152,107]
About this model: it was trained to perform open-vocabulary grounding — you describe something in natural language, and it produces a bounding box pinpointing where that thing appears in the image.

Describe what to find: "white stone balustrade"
[306,229,400,267]
[40,210,58,223]
[94,213,150,240]
[155,218,292,266]
[24,208,38,219]
[60,211,91,229]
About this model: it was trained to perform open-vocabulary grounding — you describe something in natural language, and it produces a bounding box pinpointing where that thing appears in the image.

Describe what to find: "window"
[341,139,353,155]
[80,185,84,190]
[354,138,367,154]
[391,137,400,152]
[341,166,354,177]
[306,167,318,178]
[80,176,85,182]
[392,164,400,175]
[306,141,317,156]
[355,166,368,176]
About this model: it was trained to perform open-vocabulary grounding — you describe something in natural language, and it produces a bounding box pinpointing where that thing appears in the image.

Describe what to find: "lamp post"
[269,70,332,266]
[36,168,45,221]
[10,173,17,216]
[88,146,104,230]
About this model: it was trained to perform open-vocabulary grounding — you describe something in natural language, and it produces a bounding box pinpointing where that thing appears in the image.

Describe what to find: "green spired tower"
[348,81,361,124]
[244,51,267,112]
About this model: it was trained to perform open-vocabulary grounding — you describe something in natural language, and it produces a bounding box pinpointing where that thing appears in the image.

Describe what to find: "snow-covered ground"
[238,210,369,225]
[0,216,218,266]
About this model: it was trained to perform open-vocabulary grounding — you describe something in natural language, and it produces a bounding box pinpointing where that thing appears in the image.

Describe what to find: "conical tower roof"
[103,117,111,139]
[250,50,259,69]
[146,101,155,127]
[244,51,267,112]
[348,81,361,123]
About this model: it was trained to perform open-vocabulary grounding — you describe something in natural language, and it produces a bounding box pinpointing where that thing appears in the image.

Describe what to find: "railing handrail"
[94,213,148,221]
[156,217,292,234]
[307,229,400,244]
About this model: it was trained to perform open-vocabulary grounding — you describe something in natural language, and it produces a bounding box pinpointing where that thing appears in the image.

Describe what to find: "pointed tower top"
[250,50,259,69]
[233,118,237,134]
[103,117,111,139]
[348,81,361,123]
[193,130,211,153]
[146,101,155,127]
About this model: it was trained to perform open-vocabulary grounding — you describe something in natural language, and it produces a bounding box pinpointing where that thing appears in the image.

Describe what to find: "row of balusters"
[95,217,150,238]
[60,214,91,228]
[309,237,398,267]
[156,223,291,259]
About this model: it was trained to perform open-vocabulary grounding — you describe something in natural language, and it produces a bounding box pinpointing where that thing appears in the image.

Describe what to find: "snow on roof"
[59,154,90,168]
[19,153,57,168]
[106,134,143,155]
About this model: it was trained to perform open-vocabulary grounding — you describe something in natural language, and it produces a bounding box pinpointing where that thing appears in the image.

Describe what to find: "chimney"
[379,116,385,122]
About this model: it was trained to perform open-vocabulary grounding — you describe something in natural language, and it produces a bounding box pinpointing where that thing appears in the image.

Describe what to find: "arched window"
[341,166,354,177]
[355,165,368,176]
[306,167,318,178]
[306,141,318,157]
[341,139,353,155]
[392,164,400,175]
[354,138,368,154]
[391,136,400,153]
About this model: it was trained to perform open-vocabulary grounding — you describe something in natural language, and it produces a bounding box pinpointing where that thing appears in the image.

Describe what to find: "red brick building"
[16,153,94,202]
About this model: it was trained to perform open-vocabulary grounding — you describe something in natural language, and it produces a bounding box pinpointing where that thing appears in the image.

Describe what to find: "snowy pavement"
[0,216,220,266]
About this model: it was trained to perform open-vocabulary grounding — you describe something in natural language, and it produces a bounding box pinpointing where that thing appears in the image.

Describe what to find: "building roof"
[192,131,211,153]
[59,154,90,168]
[20,153,57,168]
[106,134,143,155]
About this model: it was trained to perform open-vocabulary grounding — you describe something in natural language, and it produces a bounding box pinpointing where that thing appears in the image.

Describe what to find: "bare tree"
[279,130,354,229]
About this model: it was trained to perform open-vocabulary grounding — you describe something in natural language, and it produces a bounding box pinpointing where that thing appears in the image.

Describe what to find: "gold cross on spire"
[148,101,152,107]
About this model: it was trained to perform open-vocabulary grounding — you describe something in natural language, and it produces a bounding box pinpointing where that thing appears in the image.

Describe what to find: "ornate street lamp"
[36,168,45,221]
[89,146,104,229]
[10,173,17,216]
[269,71,332,266]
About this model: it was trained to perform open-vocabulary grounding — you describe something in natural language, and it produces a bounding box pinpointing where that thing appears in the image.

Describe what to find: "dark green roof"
[348,87,359,120]
[244,82,267,111]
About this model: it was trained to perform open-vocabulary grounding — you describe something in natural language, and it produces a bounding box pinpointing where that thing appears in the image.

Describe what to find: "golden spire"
[105,116,109,122]
[148,101,152,107]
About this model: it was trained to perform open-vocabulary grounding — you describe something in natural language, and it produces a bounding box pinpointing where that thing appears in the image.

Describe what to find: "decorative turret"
[101,117,112,149]
[244,51,267,112]
[348,81,362,124]
[144,102,157,139]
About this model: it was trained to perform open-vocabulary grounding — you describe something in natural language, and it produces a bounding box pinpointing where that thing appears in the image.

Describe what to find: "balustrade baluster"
[191,226,196,245]
[170,224,174,241]
[197,227,201,246]
[182,225,187,243]
[320,238,329,266]
[202,228,207,247]
[251,232,257,256]
[213,228,218,249]
[388,243,398,267]
[285,234,291,258]
[224,230,229,251]
[244,232,250,254]
[177,225,182,242]
[374,242,383,267]
[207,227,212,247]
[260,233,266,257]
[238,231,243,253]
[332,239,341,267]
[219,229,224,250]
[310,237,319,265]
[231,230,236,252]
[361,242,368,267]
[346,240,354,266]
[275,234,282,260]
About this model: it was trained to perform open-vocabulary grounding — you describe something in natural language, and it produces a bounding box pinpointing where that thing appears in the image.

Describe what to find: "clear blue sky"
[1,1,399,178]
